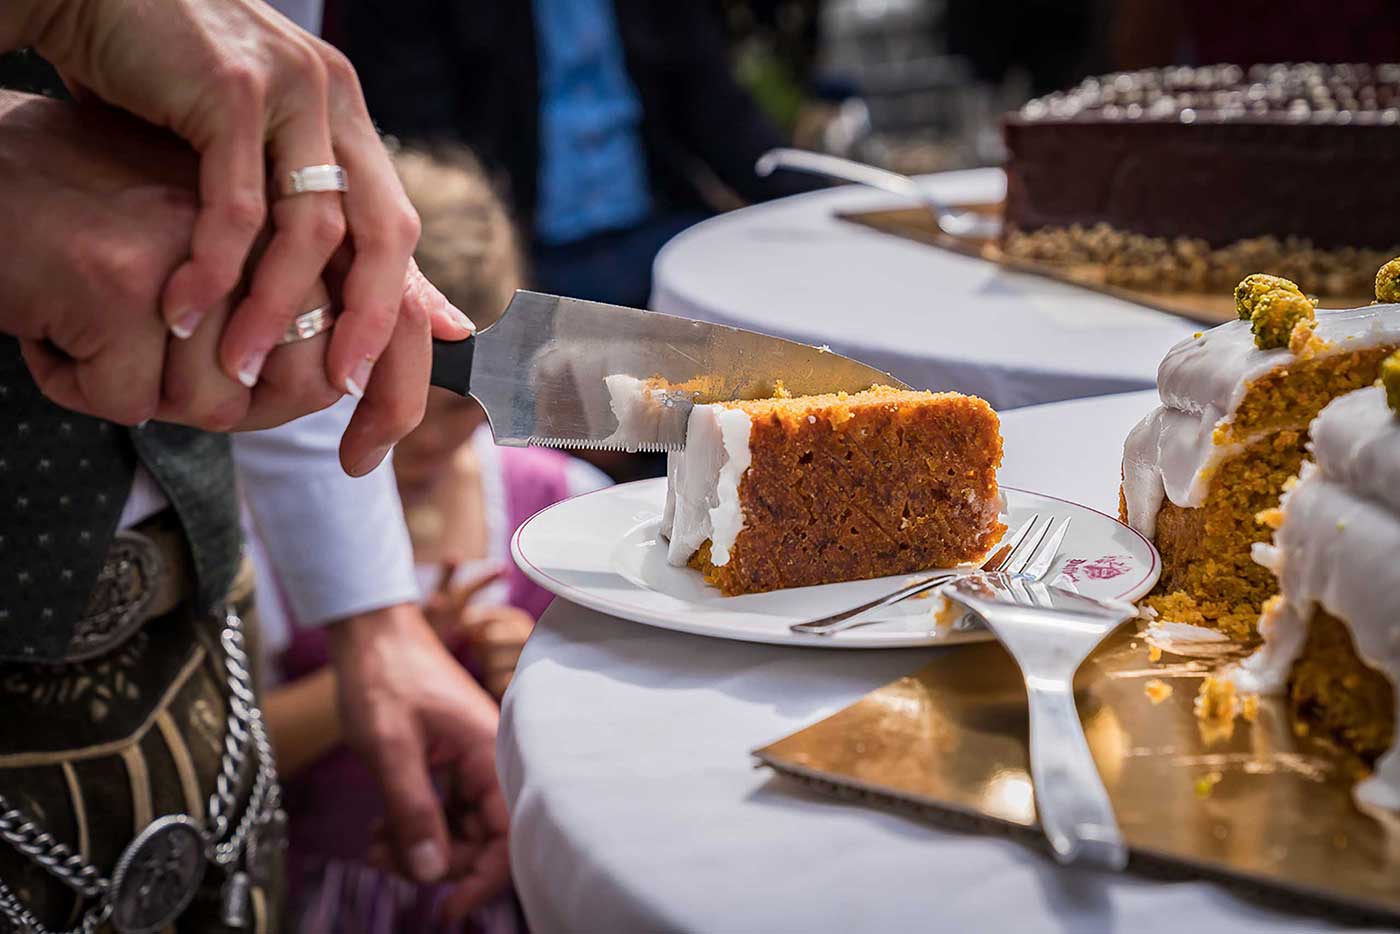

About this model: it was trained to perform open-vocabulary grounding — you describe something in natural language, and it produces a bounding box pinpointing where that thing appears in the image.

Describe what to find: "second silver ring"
[284,164,348,196]
[280,304,337,344]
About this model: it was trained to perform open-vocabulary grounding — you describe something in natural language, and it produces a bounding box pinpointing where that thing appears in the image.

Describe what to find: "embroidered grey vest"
[0,337,241,662]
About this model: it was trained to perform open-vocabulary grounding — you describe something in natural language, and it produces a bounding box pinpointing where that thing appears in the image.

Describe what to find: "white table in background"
[497,391,1380,934]
[651,170,1198,410]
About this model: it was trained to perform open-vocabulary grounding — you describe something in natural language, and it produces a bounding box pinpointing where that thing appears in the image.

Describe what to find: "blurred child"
[257,146,609,933]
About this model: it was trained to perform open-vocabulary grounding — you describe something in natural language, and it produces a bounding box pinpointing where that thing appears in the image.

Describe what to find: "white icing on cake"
[1227,386,1400,812]
[602,375,693,452]
[1121,305,1400,537]
[708,411,752,565]
[660,405,752,568]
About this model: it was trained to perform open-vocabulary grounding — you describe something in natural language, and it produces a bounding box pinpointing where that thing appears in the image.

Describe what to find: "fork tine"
[1008,576,1034,606]
[983,515,1038,573]
[1020,517,1072,582]
[1027,579,1055,609]
[1002,515,1052,577]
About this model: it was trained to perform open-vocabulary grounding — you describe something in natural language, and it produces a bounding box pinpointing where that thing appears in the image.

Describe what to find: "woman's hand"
[6,0,473,472]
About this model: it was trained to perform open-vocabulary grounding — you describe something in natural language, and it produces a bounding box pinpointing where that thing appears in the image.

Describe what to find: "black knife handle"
[429,335,476,398]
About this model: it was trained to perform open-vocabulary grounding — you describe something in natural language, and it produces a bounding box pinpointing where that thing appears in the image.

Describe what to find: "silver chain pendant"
[245,807,287,888]
[219,870,251,928]
[108,815,207,934]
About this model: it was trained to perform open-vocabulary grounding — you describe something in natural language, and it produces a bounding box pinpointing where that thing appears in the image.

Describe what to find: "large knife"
[429,291,908,452]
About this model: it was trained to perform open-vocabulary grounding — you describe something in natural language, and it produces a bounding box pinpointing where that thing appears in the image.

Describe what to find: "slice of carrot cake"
[1121,266,1400,639]
[662,386,1005,595]
[1226,366,1400,812]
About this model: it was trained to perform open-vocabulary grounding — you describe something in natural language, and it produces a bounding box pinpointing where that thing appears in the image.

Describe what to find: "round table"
[651,170,1199,410]
[497,391,1371,934]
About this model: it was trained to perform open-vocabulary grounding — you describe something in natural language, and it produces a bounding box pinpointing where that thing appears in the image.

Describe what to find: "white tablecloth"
[498,391,1377,933]
[651,171,1199,410]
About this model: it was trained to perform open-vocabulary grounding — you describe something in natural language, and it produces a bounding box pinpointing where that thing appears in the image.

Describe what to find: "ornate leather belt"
[67,511,195,662]
[0,605,284,933]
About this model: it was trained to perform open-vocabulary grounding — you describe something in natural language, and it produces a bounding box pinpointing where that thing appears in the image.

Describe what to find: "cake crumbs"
[1194,770,1224,799]
[1287,317,1325,357]
[1255,507,1285,530]
[1241,694,1260,722]
[1144,679,1173,704]
[932,593,962,630]
[1148,644,1163,663]
[1195,676,1239,722]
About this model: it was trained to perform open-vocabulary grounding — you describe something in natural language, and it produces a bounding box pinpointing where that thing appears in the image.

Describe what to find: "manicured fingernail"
[171,308,206,340]
[352,443,392,476]
[450,303,476,332]
[237,348,268,388]
[408,840,446,882]
[345,358,374,398]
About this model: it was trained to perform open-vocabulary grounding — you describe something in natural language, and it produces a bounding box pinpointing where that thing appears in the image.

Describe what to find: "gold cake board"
[752,629,1400,925]
[838,204,1372,327]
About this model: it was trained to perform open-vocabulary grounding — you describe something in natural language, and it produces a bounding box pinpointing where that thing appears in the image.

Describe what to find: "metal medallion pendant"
[109,814,208,934]
[245,807,287,887]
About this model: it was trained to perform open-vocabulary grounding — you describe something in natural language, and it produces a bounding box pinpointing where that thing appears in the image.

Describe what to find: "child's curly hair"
[392,144,523,328]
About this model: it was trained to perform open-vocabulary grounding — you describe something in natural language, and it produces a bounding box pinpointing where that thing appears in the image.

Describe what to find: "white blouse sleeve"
[231,396,419,628]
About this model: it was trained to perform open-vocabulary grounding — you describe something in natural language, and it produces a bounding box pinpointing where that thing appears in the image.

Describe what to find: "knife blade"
[429,290,908,452]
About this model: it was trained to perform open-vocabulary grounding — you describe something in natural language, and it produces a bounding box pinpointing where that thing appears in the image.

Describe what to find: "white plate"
[512,478,1160,649]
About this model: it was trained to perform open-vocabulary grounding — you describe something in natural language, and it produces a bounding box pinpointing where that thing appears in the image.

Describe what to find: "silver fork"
[789,515,1071,636]
[755,148,1003,239]
[948,573,1133,870]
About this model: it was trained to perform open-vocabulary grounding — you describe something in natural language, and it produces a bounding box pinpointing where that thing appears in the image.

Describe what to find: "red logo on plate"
[1060,555,1131,582]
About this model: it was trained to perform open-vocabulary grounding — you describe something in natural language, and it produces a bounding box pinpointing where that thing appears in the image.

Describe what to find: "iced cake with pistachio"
[1121,265,1400,639]
[662,387,1005,596]
[1223,358,1400,811]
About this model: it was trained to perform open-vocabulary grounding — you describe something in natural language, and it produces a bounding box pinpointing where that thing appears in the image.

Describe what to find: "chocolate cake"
[1003,63,1400,296]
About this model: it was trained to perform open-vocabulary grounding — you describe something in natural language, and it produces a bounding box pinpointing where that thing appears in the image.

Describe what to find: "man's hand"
[0,92,343,429]
[7,0,473,473]
[329,604,511,920]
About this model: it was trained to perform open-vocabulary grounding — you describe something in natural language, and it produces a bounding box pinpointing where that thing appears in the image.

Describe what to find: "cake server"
[947,573,1133,870]
[428,290,908,453]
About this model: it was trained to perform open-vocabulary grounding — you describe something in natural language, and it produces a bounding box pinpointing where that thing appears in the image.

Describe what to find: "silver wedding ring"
[284,164,348,196]
[280,304,336,344]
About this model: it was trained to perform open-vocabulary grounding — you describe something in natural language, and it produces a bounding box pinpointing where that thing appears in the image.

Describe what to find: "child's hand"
[422,561,503,648]
[421,561,533,698]
[456,605,533,701]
